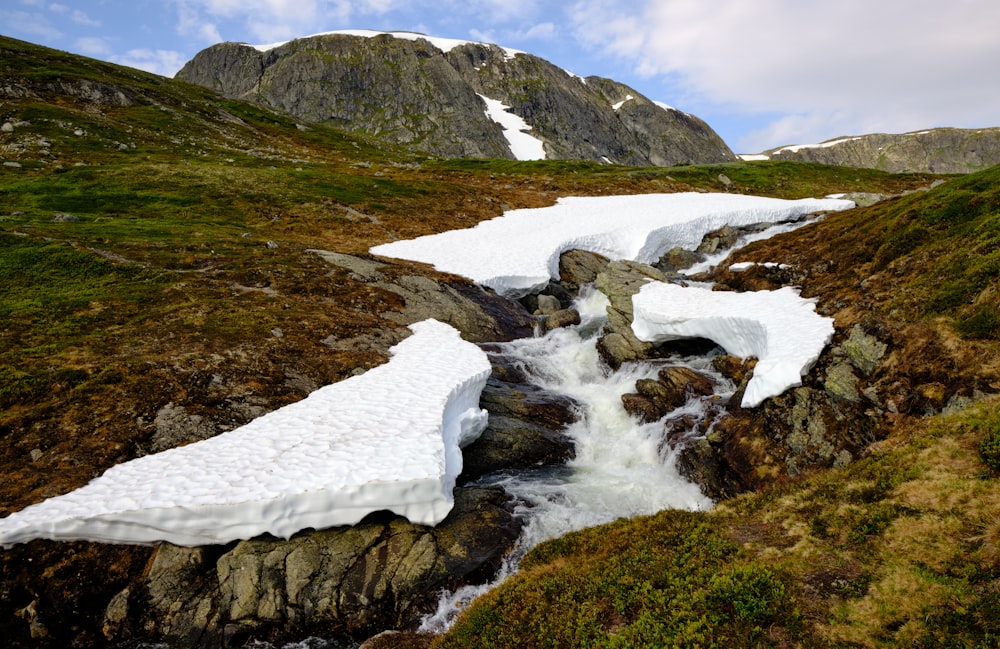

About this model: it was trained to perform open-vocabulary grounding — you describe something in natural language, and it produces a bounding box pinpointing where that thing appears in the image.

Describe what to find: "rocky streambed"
[6,215,928,649]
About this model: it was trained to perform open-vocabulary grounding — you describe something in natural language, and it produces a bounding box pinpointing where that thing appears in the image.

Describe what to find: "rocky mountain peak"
[175,30,736,166]
[746,127,1000,173]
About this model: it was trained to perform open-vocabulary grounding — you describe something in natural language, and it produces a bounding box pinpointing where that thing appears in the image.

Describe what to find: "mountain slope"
[175,30,736,166]
[750,127,1000,173]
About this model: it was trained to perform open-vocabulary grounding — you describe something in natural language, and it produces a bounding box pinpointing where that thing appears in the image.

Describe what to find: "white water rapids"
[419,286,726,632]
[419,219,816,632]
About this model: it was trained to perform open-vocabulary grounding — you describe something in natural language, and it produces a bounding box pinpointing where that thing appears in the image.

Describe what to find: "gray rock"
[824,361,861,403]
[696,225,739,255]
[176,34,736,166]
[840,324,888,375]
[558,249,610,289]
[759,127,1000,174]
[308,249,387,282]
[126,487,520,647]
[594,260,669,367]
[151,402,219,452]
[654,246,704,273]
[535,294,561,315]
[375,273,534,343]
[541,308,581,332]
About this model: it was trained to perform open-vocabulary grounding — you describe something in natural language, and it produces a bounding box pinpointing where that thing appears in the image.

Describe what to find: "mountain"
[745,126,1000,173]
[175,30,736,166]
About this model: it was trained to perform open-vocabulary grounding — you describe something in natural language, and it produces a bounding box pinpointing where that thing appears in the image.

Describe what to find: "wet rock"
[462,356,578,482]
[595,260,669,367]
[654,246,704,273]
[125,487,520,647]
[558,249,610,290]
[462,415,574,481]
[622,367,716,423]
[541,308,581,332]
[621,393,663,424]
[478,370,578,431]
[535,294,561,315]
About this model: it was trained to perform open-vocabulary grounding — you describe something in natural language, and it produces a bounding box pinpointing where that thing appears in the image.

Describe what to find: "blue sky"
[5,0,1000,153]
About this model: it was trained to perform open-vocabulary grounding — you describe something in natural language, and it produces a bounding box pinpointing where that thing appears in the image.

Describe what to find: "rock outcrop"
[752,127,1000,174]
[111,486,520,647]
[175,32,736,166]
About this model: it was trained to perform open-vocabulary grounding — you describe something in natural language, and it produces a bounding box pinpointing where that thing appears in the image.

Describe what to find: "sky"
[4,0,1000,153]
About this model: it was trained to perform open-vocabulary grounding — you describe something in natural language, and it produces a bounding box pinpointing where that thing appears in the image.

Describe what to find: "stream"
[418,217,820,633]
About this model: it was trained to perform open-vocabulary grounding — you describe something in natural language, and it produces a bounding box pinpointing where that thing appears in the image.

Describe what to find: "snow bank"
[728,261,790,272]
[371,193,854,298]
[479,94,546,161]
[631,283,834,407]
[0,320,491,547]
[250,29,524,60]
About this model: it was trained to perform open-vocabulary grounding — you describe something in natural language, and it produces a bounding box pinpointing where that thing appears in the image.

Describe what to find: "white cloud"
[112,48,190,77]
[4,10,62,40]
[70,9,101,27]
[570,0,1000,150]
[515,22,557,41]
[74,36,113,57]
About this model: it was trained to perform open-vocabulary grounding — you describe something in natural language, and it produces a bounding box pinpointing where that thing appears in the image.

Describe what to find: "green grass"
[438,511,801,648]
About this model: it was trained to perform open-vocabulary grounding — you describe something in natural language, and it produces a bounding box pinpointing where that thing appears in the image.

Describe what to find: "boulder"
[654,246,704,273]
[558,249,610,290]
[118,487,521,647]
[621,367,716,423]
[541,308,582,332]
[594,260,670,368]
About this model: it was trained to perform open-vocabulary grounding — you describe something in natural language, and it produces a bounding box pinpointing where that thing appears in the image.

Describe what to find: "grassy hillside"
[2,34,994,647]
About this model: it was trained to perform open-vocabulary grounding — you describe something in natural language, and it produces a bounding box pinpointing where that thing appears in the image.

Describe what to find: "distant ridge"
[176,30,736,166]
[742,127,1000,173]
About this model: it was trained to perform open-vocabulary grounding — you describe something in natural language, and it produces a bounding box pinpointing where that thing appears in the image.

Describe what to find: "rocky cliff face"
[753,127,1000,173]
[175,31,736,166]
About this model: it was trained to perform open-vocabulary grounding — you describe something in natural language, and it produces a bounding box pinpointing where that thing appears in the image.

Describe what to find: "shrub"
[980,425,1000,472]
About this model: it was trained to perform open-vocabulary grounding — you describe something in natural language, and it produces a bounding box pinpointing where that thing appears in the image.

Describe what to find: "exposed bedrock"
[464,347,578,482]
[621,366,717,424]
[108,486,520,647]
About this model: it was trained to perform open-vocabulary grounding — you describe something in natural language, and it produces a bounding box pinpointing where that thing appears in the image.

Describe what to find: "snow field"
[370,192,854,298]
[0,320,491,547]
[631,283,834,407]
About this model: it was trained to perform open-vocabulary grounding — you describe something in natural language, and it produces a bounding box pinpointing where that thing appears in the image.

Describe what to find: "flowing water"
[419,285,728,632]
[420,219,815,632]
